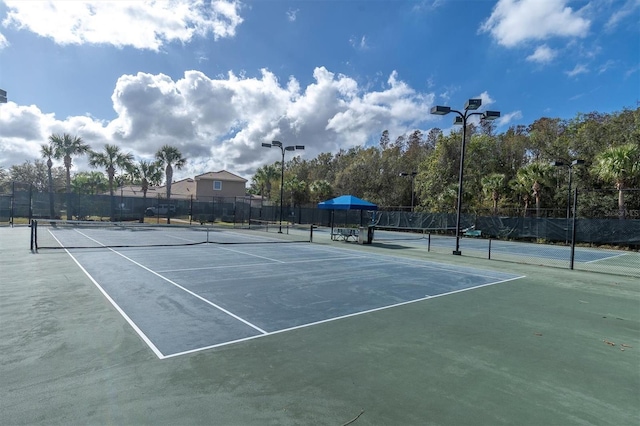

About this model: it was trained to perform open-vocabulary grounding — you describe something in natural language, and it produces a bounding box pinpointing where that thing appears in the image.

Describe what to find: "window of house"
[213,180,222,191]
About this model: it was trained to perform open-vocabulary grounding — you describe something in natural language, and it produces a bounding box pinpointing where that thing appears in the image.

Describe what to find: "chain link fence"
[2,183,638,277]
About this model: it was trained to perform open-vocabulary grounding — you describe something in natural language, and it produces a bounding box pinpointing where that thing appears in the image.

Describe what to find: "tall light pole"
[551,159,585,242]
[262,140,304,233]
[431,99,500,255]
[399,171,417,212]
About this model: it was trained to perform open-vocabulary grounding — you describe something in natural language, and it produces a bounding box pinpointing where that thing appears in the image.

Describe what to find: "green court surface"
[1,225,639,425]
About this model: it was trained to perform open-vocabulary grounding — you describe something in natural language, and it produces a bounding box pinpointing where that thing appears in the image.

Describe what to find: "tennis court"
[2,224,639,425]
[36,221,523,358]
[371,227,636,263]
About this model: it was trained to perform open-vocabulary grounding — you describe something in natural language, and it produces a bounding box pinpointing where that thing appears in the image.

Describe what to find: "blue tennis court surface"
[63,242,523,359]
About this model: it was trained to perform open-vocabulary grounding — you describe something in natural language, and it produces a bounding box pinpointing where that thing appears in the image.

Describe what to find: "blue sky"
[0,0,638,181]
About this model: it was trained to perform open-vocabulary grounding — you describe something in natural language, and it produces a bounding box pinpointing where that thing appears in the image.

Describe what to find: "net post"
[427,232,431,252]
[30,220,37,252]
[309,224,313,243]
[488,238,492,260]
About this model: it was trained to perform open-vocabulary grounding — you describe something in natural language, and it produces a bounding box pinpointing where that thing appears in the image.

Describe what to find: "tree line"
[2,107,638,221]
[0,135,186,222]
[251,107,640,219]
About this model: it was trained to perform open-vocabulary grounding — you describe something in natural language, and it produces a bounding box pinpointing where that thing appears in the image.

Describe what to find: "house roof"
[154,178,196,199]
[115,185,160,198]
[195,170,247,183]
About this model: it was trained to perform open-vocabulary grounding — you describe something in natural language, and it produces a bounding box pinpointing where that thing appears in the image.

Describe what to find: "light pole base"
[452,250,462,256]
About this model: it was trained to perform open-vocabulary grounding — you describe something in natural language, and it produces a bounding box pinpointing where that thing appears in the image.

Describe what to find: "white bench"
[332,228,359,241]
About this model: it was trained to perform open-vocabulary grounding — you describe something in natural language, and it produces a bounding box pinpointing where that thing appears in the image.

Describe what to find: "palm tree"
[593,143,640,219]
[252,164,279,201]
[511,174,531,216]
[50,133,90,220]
[130,160,164,222]
[89,144,134,221]
[284,176,307,210]
[514,162,553,217]
[155,145,186,224]
[40,143,56,219]
[71,172,109,195]
[481,173,505,215]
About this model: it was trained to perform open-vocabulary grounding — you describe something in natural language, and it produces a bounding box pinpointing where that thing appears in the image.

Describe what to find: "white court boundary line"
[52,228,268,359]
[583,252,629,264]
[47,229,165,358]
[304,243,518,280]
[156,255,366,273]
[51,227,525,360]
[74,229,268,334]
[164,275,525,359]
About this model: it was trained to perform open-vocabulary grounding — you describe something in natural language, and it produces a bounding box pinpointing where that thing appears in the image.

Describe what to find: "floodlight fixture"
[430,105,451,115]
[464,98,482,110]
[482,110,500,121]
[0,89,6,103]
[262,140,304,233]
[429,97,501,255]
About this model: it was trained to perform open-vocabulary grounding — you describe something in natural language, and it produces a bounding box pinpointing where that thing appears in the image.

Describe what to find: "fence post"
[10,181,15,227]
[570,188,578,270]
[233,197,237,226]
[28,183,33,224]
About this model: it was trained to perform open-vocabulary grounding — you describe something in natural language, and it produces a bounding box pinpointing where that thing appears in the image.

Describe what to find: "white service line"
[215,245,286,263]
[307,243,518,280]
[55,227,526,360]
[163,274,526,359]
[47,228,165,359]
[583,252,628,264]
[71,230,268,343]
[156,255,367,273]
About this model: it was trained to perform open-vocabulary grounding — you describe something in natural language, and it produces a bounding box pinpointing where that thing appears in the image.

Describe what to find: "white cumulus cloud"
[480,0,590,48]
[1,0,244,51]
[497,110,523,127]
[605,0,640,31]
[526,45,557,64]
[286,8,299,22]
[0,31,8,49]
[565,63,588,77]
[0,67,439,180]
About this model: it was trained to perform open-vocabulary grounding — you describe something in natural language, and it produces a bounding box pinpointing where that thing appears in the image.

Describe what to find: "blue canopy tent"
[317,195,378,236]
[317,195,378,211]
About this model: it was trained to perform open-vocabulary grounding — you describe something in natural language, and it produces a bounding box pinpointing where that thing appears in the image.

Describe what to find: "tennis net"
[372,226,457,241]
[31,219,313,250]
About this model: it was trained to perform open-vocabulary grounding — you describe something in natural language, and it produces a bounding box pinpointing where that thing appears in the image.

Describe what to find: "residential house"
[113,172,247,201]
[195,170,247,200]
